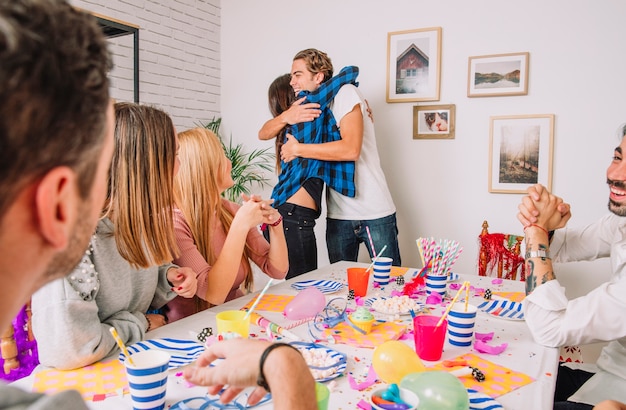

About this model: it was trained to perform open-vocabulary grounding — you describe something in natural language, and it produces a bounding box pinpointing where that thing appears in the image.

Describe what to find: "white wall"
[72,0,221,131]
[221,0,622,287]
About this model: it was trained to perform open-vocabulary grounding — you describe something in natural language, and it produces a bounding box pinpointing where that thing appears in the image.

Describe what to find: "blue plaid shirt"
[271,66,359,208]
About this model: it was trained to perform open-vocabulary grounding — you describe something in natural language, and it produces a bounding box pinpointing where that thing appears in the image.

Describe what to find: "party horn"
[248,312,301,341]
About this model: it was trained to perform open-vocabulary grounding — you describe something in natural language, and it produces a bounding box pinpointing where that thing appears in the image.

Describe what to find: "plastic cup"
[347,267,370,297]
[124,350,170,410]
[215,310,250,339]
[315,382,330,410]
[425,273,447,296]
[413,315,447,361]
[372,257,393,285]
[447,303,478,347]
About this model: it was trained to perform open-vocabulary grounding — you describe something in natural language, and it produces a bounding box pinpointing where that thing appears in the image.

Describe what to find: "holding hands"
[517,184,572,231]
[237,194,282,228]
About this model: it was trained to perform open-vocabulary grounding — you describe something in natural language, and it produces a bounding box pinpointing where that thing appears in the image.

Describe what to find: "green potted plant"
[201,118,274,202]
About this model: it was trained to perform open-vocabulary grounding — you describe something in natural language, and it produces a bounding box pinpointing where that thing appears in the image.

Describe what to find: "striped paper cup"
[373,257,393,285]
[124,349,170,410]
[425,273,447,296]
[447,303,478,347]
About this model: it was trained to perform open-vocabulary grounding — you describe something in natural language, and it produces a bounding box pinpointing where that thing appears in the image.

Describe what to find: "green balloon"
[400,371,470,410]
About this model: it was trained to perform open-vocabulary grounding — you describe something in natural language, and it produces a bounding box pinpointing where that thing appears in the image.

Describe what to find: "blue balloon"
[400,371,469,410]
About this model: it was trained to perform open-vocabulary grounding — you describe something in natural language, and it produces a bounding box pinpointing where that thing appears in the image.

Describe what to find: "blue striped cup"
[447,302,478,347]
[372,257,393,285]
[425,273,447,296]
[124,349,170,410]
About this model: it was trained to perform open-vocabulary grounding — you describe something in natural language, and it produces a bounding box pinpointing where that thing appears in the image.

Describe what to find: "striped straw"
[109,327,134,366]
[365,226,377,258]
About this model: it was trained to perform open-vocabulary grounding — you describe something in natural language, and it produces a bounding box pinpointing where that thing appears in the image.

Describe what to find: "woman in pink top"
[165,127,288,322]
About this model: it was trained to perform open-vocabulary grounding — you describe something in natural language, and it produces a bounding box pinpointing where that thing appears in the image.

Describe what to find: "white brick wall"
[71,0,220,130]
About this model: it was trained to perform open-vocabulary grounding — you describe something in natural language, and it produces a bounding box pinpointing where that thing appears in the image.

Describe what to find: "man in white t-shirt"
[280,48,401,265]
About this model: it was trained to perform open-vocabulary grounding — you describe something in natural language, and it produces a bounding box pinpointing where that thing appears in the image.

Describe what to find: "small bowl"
[370,386,420,410]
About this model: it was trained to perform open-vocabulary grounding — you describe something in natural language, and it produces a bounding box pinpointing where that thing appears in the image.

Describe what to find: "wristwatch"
[525,249,550,259]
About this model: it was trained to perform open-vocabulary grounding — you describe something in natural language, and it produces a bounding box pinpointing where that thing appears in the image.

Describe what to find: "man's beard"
[41,200,95,286]
[608,179,626,216]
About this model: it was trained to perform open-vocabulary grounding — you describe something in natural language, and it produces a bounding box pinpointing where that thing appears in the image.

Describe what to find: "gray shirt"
[31,218,176,370]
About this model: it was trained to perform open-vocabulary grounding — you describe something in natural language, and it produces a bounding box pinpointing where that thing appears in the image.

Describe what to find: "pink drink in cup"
[347,267,370,297]
[413,315,447,361]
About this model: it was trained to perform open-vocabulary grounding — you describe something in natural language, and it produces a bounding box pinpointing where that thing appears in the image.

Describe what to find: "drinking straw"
[465,282,470,312]
[109,327,134,366]
[416,238,425,267]
[365,226,377,258]
[365,244,388,273]
[244,279,273,320]
[436,281,470,327]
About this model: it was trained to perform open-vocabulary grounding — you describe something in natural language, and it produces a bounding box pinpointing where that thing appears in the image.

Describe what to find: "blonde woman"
[166,127,288,322]
[31,103,197,370]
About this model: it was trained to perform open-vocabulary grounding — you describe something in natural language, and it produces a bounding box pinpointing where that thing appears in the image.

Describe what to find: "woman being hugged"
[31,103,197,370]
[165,127,288,322]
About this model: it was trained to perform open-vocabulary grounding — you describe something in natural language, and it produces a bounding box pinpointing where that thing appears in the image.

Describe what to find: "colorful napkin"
[241,294,294,313]
[323,321,406,348]
[33,358,128,401]
[430,353,534,398]
[493,291,525,302]
[390,267,410,277]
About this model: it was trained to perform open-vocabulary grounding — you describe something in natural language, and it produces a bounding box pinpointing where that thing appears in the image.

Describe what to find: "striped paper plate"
[290,342,347,382]
[291,279,344,294]
[477,299,525,321]
[468,389,503,410]
[119,338,205,369]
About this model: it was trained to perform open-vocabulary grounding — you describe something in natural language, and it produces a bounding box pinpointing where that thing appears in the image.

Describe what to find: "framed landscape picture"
[387,27,442,103]
[413,104,455,139]
[489,114,554,193]
[468,52,529,97]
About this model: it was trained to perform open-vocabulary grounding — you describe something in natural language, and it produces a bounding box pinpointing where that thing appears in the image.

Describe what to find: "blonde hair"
[174,127,254,298]
[103,102,179,268]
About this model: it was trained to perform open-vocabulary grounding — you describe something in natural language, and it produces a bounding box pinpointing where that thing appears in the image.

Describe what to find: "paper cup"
[447,303,478,347]
[216,310,250,339]
[425,273,447,296]
[372,257,393,285]
[413,315,447,361]
[315,382,330,410]
[347,267,370,297]
[124,350,170,410]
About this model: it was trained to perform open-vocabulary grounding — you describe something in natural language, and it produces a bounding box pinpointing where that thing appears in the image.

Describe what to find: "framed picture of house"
[468,52,529,97]
[413,104,455,139]
[489,114,554,194]
[386,27,442,103]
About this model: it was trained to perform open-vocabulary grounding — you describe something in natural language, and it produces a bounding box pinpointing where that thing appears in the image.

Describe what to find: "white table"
[16,261,558,409]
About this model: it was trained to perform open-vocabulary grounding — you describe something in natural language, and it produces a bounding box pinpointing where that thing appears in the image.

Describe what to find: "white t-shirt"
[327,84,396,220]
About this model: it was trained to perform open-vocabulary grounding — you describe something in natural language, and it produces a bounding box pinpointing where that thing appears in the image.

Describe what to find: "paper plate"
[477,299,525,321]
[119,338,205,369]
[365,296,423,316]
[291,279,344,294]
[290,342,347,382]
[468,388,503,409]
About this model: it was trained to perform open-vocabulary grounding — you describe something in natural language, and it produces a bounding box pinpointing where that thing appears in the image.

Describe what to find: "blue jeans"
[326,213,401,265]
[265,203,319,279]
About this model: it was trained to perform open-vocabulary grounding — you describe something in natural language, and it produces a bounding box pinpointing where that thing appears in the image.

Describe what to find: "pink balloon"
[284,287,326,320]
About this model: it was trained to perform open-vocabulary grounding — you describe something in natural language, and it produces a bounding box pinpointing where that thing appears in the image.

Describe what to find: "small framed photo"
[413,104,455,139]
[387,27,442,103]
[468,52,529,97]
[489,114,554,193]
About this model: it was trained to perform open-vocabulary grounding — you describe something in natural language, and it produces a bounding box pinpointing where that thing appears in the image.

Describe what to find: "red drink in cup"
[413,315,447,361]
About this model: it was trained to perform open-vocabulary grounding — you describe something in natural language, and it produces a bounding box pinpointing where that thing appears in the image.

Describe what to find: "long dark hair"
[267,74,295,173]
